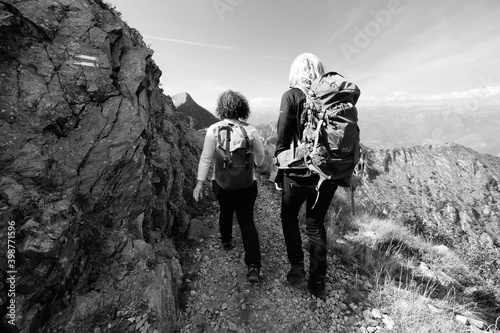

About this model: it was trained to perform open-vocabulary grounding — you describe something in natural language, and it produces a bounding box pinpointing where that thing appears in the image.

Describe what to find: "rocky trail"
[177,177,394,333]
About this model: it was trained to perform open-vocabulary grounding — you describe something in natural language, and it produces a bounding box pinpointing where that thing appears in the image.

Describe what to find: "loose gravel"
[177,177,392,333]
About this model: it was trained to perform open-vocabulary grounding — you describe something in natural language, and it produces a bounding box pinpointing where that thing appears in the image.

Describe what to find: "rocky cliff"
[359,143,500,285]
[171,92,218,130]
[0,1,200,332]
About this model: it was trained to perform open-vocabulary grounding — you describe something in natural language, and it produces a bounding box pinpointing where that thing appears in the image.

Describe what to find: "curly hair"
[289,53,326,88]
[215,90,251,120]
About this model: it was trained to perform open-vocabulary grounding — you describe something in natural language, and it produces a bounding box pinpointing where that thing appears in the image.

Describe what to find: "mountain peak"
[170,92,218,130]
[171,92,192,107]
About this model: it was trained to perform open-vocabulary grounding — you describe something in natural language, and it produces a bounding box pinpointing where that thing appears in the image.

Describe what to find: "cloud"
[143,35,239,50]
[361,85,500,106]
[451,86,500,100]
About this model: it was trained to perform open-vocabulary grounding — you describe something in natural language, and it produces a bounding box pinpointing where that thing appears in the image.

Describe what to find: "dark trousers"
[280,175,338,277]
[212,180,261,268]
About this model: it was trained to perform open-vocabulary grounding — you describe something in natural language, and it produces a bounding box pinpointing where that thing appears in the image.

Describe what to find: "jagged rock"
[371,308,382,319]
[381,314,394,330]
[227,320,238,331]
[171,92,218,130]
[0,177,24,205]
[0,0,200,332]
[187,218,209,242]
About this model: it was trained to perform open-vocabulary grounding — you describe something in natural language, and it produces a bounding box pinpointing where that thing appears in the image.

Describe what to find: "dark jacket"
[275,87,304,156]
[274,87,318,184]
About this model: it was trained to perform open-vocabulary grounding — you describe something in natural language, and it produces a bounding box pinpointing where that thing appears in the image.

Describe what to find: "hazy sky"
[107,0,500,122]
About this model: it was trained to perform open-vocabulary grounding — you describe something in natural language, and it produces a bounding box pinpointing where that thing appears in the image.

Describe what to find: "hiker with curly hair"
[273,53,340,299]
[193,89,265,283]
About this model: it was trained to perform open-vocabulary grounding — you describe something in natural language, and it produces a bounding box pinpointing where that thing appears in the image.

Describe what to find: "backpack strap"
[238,124,251,169]
[311,119,324,158]
[217,124,233,169]
[293,85,310,144]
[225,126,231,168]
[238,124,250,147]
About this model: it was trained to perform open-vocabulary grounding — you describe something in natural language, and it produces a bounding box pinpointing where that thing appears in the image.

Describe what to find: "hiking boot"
[247,264,260,283]
[309,275,326,300]
[286,264,306,286]
[222,241,234,251]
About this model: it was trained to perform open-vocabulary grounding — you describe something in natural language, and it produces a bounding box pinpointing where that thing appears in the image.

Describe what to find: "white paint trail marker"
[74,54,99,67]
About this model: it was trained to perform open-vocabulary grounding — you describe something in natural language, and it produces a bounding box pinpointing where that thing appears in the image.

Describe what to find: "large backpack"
[276,72,361,192]
[214,121,255,190]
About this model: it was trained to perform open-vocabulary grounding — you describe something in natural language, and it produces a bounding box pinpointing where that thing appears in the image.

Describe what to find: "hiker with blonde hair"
[193,89,265,283]
[273,53,339,299]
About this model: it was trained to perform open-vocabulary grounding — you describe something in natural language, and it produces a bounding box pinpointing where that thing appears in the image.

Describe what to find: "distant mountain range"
[358,104,500,157]
[177,93,500,157]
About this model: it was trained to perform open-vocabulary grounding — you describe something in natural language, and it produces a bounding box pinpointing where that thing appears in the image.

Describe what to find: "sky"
[106,0,500,124]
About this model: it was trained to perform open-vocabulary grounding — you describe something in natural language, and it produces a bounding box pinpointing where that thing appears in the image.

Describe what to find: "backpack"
[214,121,256,190]
[276,71,361,194]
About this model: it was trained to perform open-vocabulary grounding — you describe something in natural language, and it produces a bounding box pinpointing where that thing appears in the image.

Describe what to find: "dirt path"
[177,177,384,333]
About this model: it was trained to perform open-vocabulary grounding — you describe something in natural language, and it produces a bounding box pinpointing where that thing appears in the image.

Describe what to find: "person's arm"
[193,128,215,201]
[252,130,265,167]
[275,90,298,157]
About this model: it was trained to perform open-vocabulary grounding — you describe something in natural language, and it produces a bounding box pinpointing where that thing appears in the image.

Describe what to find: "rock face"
[359,143,500,284]
[0,1,200,332]
[171,92,218,130]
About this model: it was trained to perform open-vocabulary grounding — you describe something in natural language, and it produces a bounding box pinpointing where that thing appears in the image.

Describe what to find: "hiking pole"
[350,179,355,216]
[350,151,365,216]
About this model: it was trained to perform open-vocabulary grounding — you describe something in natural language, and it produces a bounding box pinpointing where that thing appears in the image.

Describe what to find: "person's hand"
[193,181,204,202]
[274,182,283,191]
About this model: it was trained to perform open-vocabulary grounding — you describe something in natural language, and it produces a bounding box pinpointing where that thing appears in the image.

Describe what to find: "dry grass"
[326,194,498,332]
[372,275,472,333]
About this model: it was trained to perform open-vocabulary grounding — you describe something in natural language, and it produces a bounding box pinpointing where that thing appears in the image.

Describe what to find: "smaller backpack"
[214,122,255,190]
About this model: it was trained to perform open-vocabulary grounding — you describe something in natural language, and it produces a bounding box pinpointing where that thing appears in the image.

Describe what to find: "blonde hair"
[288,53,326,88]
